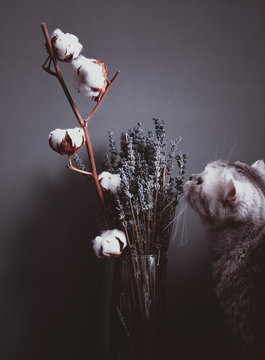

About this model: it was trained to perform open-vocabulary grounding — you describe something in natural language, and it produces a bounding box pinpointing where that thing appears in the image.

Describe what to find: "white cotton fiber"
[98,171,121,194]
[51,28,83,61]
[72,55,107,98]
[66,128,85,148]
[48,127,85,155]
[92,229,127,258]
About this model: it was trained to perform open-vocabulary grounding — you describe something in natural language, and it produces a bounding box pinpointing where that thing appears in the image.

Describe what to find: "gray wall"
[1,0,264,359]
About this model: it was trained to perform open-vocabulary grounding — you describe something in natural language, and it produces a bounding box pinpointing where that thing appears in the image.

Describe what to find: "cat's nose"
[189,173,203,184]
[189,173,199,181]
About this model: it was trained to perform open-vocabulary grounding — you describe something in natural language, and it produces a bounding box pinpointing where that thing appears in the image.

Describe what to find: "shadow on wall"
[167,242,240,360]
[0,165,242,360]
[0,167,108,360]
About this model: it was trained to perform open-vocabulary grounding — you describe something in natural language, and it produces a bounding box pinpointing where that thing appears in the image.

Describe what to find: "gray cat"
[184,159,265,359]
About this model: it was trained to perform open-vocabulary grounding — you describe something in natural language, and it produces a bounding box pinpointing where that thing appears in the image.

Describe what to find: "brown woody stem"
[83,127,111,225]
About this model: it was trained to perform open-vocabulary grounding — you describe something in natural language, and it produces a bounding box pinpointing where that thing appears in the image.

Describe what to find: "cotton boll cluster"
[51,29,83,62]
[48,127,85,155]
[72,55,107,100]
[98,171,121,194]
[49,28,108,101]
[92,229,127,258]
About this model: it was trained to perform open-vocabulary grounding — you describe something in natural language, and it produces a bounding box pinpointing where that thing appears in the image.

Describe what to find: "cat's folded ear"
[225,178,237,202]
[251,160,265,176]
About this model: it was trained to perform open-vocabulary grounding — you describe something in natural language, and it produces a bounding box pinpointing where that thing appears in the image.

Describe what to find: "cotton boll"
[72,55,107,101]
[51,28,83,62]
[73,81,100,98]
[48,127,85,156]
[51,28,64,40]
[108,229,127,248]
[72,55,106,88]
[98,172,121,194]
[92,229,127,258]
[48,128,66,145]
[101,237,121,257]
[92,236,103,258]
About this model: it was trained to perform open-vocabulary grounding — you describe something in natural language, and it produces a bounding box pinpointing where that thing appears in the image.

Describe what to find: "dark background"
[0,0,264,359]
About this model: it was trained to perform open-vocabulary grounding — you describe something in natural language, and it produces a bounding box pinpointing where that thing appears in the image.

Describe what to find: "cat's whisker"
[180,209,186,246]
[168,201,187,242]
[164,204,185,233]
[207,148,217,162]
[226,139,238,161]
[207,153,213,162]
[214,144,220,161]
[210,149,215,162]
[180,204,188,246]
[220,144,225,161]
[169,202,188,246]
[184,206,189,244]
[209,146,219,163]
[185,225,188,245]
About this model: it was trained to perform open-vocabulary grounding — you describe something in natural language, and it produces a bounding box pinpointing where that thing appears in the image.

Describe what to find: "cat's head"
[184,160,265,228]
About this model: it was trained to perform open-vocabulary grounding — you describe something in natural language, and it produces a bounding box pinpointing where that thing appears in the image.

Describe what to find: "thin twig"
[157,249,161,266]
[151,188,158,251]
[116,307,131,340]
[129,198,142,254]
[42,54,52,68]
[162,166,166,191]
[123,226,131,247]
[42,66,57,77]
[42,55,56,76]
[147,209,151,253]
[136,212,144,254]
[142,213,147,245]
[84,71,120,124]
[67,156,93,176]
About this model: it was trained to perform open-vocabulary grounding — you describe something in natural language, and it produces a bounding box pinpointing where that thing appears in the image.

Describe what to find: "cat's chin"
[183,180,196,203]
[183,181,190,199]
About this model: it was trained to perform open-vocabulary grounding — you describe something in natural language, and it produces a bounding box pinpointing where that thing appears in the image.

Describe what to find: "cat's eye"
[197,177,203,185]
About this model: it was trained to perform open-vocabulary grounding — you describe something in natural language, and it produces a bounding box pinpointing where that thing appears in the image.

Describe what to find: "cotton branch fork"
[67,156,93,177]
[41,21,119,225]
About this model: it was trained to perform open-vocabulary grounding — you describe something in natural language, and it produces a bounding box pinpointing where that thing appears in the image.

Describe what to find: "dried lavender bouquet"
[94,120,187,360]
[95,119,187,259]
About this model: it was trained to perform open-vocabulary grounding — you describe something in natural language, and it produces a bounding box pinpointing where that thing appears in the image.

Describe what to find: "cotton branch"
[41,23,84,127]
[41,22,118,226]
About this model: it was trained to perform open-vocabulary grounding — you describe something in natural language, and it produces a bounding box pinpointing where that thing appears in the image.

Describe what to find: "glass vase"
[113,253,168,360]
